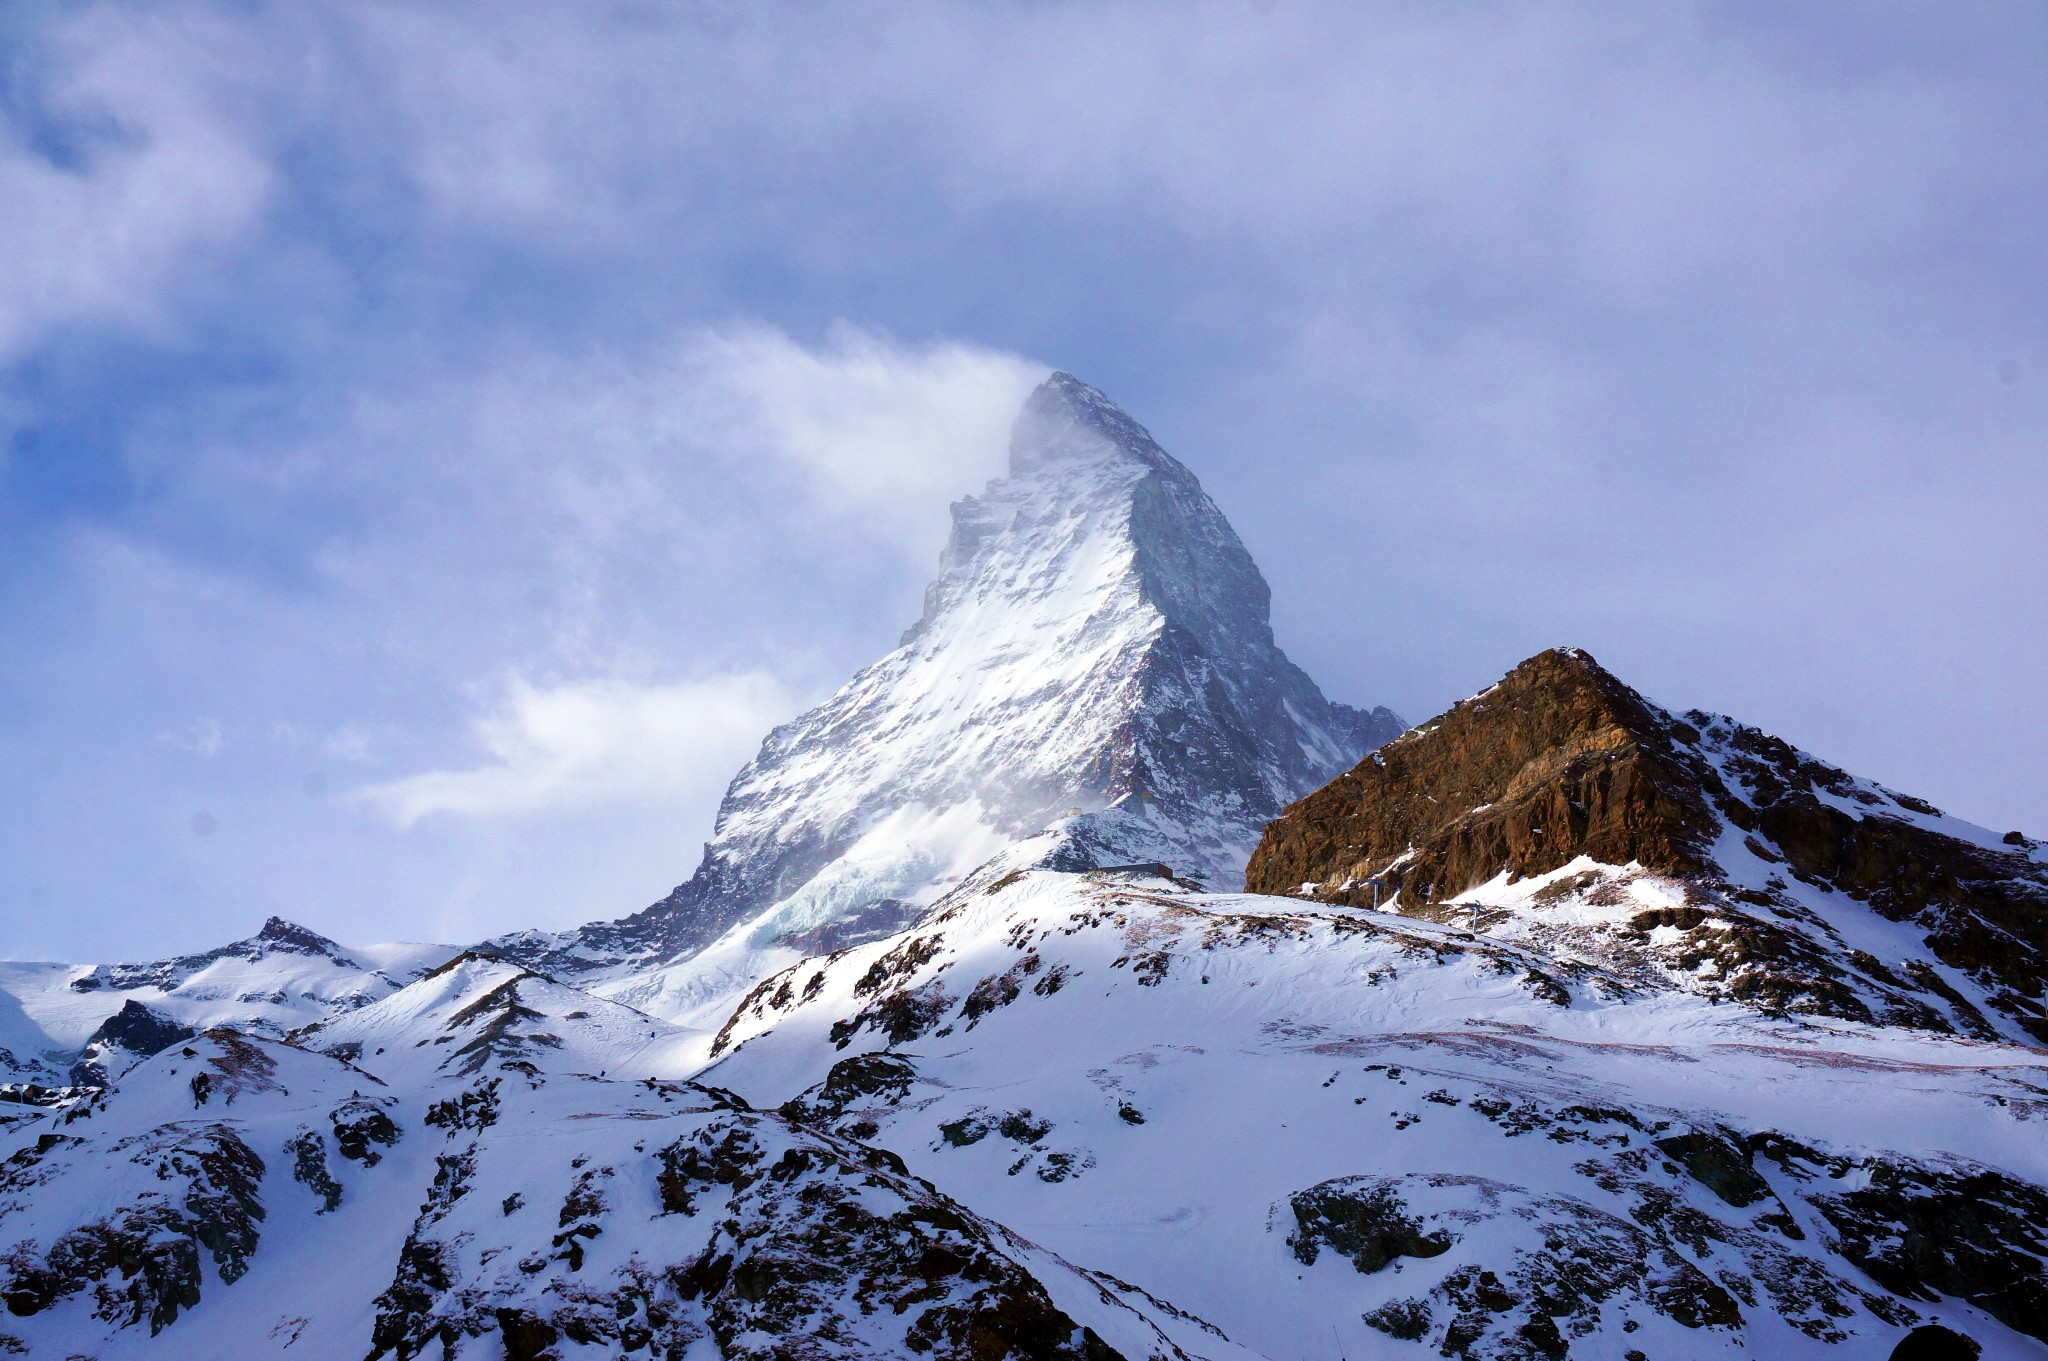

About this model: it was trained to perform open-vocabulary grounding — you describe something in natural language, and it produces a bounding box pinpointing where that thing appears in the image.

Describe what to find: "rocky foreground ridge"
[1248,647,2048,1045]
[0,996,1233,1360]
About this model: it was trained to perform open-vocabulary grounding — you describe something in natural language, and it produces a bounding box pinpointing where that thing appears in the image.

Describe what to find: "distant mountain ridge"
[489,373,1400,1011]
[0,916,453,1086]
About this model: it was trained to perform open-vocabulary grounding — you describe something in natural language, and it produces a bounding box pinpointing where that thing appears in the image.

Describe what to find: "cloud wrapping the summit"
[0,318,1042,956]
[675,327,1045,549]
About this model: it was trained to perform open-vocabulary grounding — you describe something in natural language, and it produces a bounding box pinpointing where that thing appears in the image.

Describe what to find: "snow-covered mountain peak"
[295,952,695,1086]
[250,914,355,956]
[498,374,1402,1018]
[1005,369,1174,476]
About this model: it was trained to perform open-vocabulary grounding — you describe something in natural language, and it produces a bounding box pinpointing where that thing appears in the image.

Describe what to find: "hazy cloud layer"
[0,7,271,360]
[357,671,801,827]
[1,1,2042,959]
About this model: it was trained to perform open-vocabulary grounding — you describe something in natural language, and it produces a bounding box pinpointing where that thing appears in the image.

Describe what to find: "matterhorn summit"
[495,373,1400,1016]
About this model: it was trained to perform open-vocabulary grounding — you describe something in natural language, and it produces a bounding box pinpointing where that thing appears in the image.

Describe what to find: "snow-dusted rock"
[1249,647,2048,1045]
[703,866,2048,1360]
[0,1002,1250,1358]
[493,372,1398,1026]
[294,950,700,1087]
[65,1000,195,1088]
[0,917,456,1086]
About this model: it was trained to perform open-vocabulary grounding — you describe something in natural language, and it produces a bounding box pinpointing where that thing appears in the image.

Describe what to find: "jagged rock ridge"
[66,1000,195,1088]
[1247,647,2048,1042]
[67,915,373,994]
[497,372,1399,990]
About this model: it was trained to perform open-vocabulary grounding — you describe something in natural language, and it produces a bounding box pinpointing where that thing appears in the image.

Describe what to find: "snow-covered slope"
[704,866,2048,1361]
[7,655,2047,1357]
[0,917,455,1086]
[0,1010,1252,1358]
[8,864,2042,1358]
[494,372,1399,1024]
[294,951,702,1087]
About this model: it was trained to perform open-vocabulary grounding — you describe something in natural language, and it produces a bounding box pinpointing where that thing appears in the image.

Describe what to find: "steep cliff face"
[497,374,1399,993]
[1250,649,1717,898]
[1248,648,2048,1043]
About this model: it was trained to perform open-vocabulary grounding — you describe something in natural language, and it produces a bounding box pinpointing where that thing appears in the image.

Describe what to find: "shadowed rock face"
[67,1001,197,1087]
[1248,648,2048,1042]
[1248,649,1718,903]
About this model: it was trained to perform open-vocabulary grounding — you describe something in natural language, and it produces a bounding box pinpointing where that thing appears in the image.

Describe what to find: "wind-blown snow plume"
[491,373,1400,1018]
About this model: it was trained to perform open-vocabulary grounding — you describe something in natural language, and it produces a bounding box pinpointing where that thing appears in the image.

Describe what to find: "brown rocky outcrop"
[1247,648,2048,1042]
[1248,649,1715,907]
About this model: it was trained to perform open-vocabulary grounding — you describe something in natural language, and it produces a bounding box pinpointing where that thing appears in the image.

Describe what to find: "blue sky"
[3,2,2044,960]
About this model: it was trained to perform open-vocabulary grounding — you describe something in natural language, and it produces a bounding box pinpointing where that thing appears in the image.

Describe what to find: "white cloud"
[354,671,800,827]
[0,7,271,360]
[674,325,1046,548]
[155,716,224,758]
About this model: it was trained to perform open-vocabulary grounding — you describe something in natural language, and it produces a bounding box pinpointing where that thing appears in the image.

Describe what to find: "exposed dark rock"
[288,1130,343,1213]
[1799,1157,2048,1342]
[829,980,953,1050]
[67,1001,196,1087]
[1653,1129,1771,1208]
[369,1103,1144,1361]
[424,1077,500,1132]
[963,952,1044,1025]
[1891,1323,1983,1360]
[83,1001,194,1059]
[1250,649,1719,906]
[331,1097,401,1165]
[494,1308,560,1361]
[1363,1296,1433,1341]
[779,1052,918,1131]
[1248,648,2048,1039]
[1289,1171,1744,1357]
[0,1123,264,1335]
[1288,1178,1454,1272]
[939,1112,992,1148]
[671,1113,1128,1361]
